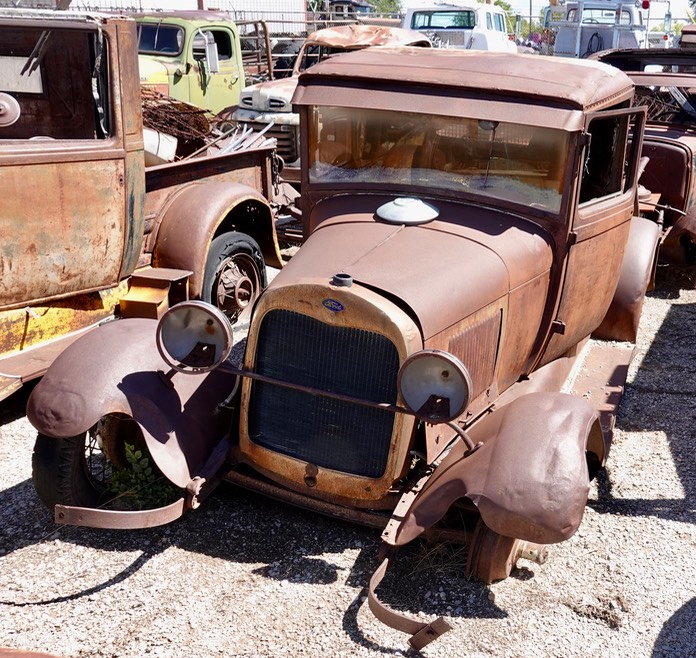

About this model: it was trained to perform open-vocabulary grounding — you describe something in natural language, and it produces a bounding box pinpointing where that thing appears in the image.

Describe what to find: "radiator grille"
[248,309,400,478]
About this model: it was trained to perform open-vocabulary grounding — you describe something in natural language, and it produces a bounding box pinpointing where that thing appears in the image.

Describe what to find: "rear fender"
[593,216,660,342]
[26,318,235,487]
[661,207,696,266]
[391,392,604,547]
[153,181,284,298]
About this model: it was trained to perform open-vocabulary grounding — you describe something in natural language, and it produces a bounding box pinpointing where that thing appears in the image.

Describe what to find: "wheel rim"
[213,253,261,323]
[81,415,141,496]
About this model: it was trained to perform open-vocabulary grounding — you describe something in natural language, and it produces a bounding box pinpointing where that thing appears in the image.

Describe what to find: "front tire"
[202,231,267,324]
[31,415,138,511]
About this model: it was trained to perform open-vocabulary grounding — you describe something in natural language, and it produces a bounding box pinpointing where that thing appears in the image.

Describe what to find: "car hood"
[270,196,553,339]
[138,55,170,85]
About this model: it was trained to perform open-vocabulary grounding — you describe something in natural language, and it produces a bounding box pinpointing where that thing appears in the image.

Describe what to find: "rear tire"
[202,231,267,324]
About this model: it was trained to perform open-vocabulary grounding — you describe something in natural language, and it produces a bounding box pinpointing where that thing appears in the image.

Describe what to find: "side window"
[193,30,234,61]
[0,27,109,140]
[494,14,506,32]
[579,114,631,204]
[486,12,493,30]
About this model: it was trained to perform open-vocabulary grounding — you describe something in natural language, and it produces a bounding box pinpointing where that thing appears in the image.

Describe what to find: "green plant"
[109,442,182,510]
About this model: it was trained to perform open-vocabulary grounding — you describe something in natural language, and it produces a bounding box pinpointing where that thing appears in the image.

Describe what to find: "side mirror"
[205,35,220,74]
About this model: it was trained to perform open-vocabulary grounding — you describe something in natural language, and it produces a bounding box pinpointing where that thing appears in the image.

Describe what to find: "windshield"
[308,106,569,213]
[410,10,476,29]
[137,24,184,55]
[567,8,640,26]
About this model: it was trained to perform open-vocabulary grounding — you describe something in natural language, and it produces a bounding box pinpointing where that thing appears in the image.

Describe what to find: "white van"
[401,1,517,52]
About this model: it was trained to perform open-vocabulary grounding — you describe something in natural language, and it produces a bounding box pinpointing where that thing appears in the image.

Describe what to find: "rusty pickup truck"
[27,48,658,649]
[0,9,288,401]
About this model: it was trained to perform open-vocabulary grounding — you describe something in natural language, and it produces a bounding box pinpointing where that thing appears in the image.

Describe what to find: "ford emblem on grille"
[322,299,345,312]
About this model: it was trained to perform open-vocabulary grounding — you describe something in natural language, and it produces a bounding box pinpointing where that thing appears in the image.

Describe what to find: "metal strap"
[368,555,453,651]
[54,497,186,529]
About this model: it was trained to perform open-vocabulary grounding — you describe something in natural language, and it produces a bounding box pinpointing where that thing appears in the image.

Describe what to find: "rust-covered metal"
[27,318,235,488]
[0,10,286,400]
[591,48,696,267]
[27,48,656,650]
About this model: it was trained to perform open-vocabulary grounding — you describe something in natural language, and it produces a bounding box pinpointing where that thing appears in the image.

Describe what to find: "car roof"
[295,47,634,112]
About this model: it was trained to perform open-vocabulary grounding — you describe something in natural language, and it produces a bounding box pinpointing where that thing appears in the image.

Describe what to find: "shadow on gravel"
[0,478,504,652]
[590,266,696,526]
[652,597,696,657]
[0,381,37,426]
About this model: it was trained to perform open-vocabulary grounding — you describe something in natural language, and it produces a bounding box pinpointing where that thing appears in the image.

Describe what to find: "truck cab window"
[0,28,110,140]
[580,115,630,203]
[194,30,233,61]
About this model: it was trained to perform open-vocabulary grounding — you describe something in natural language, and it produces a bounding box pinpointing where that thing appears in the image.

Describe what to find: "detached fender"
[152,181,284,298]
[594,216,660,342]
[392,392,604,547]
[27,318,235,487]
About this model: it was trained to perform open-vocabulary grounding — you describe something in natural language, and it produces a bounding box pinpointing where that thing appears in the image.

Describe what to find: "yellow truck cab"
[136,11,271,115]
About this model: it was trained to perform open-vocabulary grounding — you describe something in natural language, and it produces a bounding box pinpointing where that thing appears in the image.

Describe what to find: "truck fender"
[593,215,660,342]
[152,181,284,298]
[390,392,604,547]
[26,318,234,488]
[660,207,696,266]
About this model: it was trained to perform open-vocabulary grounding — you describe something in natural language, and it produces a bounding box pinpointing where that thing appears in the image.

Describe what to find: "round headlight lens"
[397,350,472,423]
[156,301,233,373]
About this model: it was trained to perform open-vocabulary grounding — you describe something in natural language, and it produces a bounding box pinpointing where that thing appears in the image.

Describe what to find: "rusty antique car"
[591,47,696,266]
[27,49,659,649]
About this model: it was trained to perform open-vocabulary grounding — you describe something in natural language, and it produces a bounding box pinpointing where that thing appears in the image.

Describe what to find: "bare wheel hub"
[216,257,254,315]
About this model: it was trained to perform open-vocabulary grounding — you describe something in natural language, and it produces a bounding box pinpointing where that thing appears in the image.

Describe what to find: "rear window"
[410,10,476,29]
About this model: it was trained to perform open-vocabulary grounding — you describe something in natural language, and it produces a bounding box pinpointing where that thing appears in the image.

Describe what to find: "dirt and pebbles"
[0,266,694,658]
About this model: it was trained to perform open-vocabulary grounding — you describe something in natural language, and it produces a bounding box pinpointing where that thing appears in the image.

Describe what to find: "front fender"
[391,392,604,547]
[27,318,235,487]
[153,181,283,298]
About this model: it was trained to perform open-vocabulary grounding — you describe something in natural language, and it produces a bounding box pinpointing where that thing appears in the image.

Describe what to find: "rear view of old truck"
[0,9,286,401]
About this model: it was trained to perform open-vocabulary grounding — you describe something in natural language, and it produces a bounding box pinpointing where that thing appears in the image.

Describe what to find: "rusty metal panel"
[286,195,553,341]
[293,49,635,122]
[304,24,431,49]
[0,159,127,309]
[0,286,124,358]
[540,211,632,367]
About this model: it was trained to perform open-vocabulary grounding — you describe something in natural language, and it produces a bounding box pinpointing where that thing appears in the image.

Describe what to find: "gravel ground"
[0,266,695,658]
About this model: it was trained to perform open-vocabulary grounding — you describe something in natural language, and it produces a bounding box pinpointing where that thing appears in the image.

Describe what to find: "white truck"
[401,1,517,52]
[544,0,648,57]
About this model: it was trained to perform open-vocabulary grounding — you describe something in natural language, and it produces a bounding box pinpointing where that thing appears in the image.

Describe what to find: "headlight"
[156,301,233,373]
[397,350,472,423]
